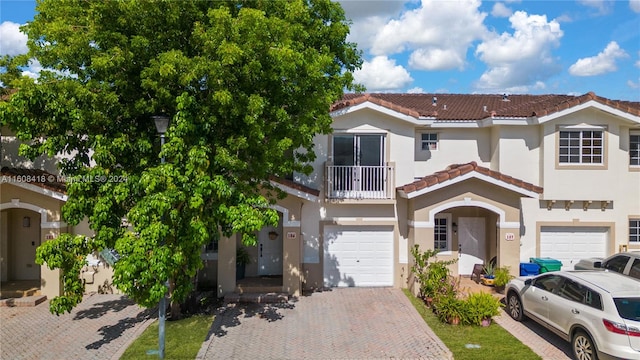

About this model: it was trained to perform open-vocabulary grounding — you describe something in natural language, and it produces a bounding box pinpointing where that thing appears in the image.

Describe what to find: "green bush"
[410,245,457,300]
[465,292,503,326]
[434,294,467,324]
[494,266,514,288]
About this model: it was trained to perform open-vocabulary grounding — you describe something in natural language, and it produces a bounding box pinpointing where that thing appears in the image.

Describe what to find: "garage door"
[540,227,609,270]
[324,226,394,287]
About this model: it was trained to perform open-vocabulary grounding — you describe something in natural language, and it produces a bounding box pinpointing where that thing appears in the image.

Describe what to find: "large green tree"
[0,0,361,315]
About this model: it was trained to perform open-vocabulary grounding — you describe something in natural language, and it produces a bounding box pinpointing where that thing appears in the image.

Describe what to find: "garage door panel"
[324,226,394,287]
[540,227,608,270]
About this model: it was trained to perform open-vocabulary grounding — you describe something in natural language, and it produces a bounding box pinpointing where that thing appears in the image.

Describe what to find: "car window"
[629,259,640,280]
[614,298,640,321]
[604,255,630,274]
[557,279,603,310]
[532,274,562,293]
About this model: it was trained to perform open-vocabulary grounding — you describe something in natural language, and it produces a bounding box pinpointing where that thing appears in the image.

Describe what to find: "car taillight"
[603,319,640,337]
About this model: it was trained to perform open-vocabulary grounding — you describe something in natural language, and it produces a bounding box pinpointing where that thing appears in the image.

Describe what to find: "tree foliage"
[0,0,361,314]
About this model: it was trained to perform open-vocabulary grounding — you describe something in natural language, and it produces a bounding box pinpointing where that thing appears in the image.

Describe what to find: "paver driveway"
[0,294,153,360]
[197,287,452,359]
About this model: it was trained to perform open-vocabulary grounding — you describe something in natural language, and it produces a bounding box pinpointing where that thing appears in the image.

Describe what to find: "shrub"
[465,292,503,326]
[434,294,467,324]
[410,245,457,300]
[494,266,514,288]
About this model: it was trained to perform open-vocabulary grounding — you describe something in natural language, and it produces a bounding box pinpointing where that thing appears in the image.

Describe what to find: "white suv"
[505,271,640,360]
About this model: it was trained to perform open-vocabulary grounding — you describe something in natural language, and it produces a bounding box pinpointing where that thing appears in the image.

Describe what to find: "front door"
[258,226,283,276]
[458,217,486,275]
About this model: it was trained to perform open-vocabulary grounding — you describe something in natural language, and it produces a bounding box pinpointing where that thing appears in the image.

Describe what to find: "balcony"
[325,162,395,200]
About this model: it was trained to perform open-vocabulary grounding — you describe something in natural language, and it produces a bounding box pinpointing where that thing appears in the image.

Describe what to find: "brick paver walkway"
[197,287,453,359]
[0,294,154,360]
[493,308,572,360]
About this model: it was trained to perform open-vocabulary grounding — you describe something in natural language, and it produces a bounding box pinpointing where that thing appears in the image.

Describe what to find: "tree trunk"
[169,279,182,320]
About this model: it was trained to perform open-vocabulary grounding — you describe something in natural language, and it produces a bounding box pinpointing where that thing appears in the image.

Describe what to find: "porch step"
[235,285,282,294]
[225,292,289,304]
[0,295,47,307]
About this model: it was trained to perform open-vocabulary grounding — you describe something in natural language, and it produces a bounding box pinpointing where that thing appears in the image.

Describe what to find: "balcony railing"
[325,162,395,200]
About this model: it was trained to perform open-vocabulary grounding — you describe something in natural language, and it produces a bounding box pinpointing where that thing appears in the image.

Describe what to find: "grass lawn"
[120,315,213,360]
[403,289,541,360]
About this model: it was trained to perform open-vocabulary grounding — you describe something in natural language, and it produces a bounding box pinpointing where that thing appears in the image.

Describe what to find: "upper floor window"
[630,219,640,243]
[421,133,438,151]
[630,133,640,166]
[559,130,603,164]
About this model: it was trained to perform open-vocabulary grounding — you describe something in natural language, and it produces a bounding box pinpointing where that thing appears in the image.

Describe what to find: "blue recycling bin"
[520,262,540,276]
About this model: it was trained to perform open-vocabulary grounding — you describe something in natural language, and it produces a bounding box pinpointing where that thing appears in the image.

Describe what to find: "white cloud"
[369,0,488,71]
[628,79,640,89]
[569,41,628,76]
[474,11,563,92]
[408,48,465,71]
[0,21,28,56]
[577,0,613,14]
[21,59,43,79]
[407,87,425,94]
[340,1,406,50]
[491,3,513,18]
[353,56,413,91]
[631,0,640,13]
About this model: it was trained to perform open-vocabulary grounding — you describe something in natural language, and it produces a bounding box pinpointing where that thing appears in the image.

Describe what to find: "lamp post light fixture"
[152,115,170,359]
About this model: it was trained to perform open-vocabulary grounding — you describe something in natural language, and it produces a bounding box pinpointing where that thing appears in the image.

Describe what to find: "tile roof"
[1,167,67,193]
[398,162,543,195]
[269,176,320,197]
[331,92,640,120]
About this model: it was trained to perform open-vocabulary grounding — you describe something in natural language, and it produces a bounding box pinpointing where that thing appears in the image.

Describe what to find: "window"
[604,255,630,274]
[559,130,603,164]
[434,217,448,251]
[629,259,640,280]
[558,279,602,310]
[631,134,640,166]
[421,133,438,151]
[532,274,561,293]
[631,219,640,243]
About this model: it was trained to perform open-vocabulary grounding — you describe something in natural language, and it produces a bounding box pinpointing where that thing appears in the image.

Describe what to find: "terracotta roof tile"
[398,162,543,195]
[332,92,640,120]
[1,167,66,193]
[270,176,320,197]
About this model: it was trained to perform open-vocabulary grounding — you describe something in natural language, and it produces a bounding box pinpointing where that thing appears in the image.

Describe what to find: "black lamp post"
[152,115,169,359]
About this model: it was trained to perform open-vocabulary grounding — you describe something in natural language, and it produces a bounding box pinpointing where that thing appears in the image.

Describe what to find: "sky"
[1,0,639,101]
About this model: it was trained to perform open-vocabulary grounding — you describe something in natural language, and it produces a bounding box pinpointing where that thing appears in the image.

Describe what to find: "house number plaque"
[287,231,297,239]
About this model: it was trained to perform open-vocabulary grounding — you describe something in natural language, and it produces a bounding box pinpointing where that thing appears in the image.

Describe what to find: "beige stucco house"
[3,92,640,300]
[215,92,640,298]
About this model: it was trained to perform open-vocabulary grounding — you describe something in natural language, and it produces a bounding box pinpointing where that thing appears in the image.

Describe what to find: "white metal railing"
[325,162,395,200]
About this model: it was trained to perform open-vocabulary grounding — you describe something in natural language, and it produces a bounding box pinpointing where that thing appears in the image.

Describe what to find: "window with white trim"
[559,130,603,164]
[630,133,640,166]
[434,217,448,251]
[631,219,640,243]
[421,133,438,151]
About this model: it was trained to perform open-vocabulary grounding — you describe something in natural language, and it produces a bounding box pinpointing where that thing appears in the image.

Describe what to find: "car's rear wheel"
[572,330,597,360]
[507,292,523,321]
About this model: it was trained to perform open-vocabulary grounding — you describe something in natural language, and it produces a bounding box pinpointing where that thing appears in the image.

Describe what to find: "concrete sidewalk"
[0,294,154,360]
[197,287,453,359]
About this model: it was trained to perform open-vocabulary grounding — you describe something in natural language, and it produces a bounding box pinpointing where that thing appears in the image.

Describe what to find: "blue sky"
[1,0,639,100]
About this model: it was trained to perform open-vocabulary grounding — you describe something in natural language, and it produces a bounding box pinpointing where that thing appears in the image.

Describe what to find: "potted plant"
[434,294,467,325]
[494,266,515,293]
[481,262,495,286]
[465,292,503,326]
[236,246,252,280]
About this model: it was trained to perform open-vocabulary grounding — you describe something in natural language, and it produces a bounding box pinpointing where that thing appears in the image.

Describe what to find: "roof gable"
[398,162,543,199]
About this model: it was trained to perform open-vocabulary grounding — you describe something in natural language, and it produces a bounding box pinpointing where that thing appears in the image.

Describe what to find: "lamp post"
[152,115,169,359]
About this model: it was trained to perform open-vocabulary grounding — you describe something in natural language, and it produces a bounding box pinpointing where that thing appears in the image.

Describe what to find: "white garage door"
[540,227,609,270]
[324,226,394,287]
